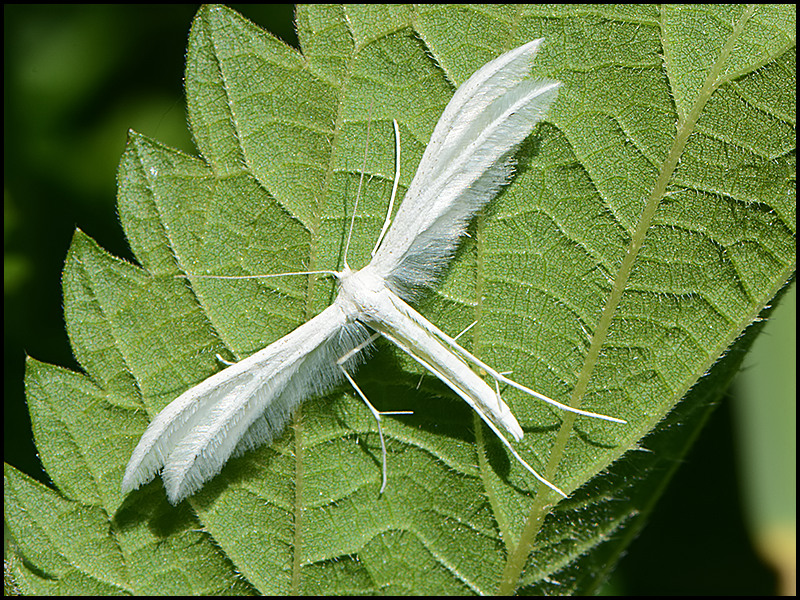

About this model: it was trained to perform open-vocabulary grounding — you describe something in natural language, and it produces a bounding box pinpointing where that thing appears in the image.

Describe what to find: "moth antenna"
[372,119,401,256]
[180,270,338,280]
[453,320,478,341]
[343,107,374,270]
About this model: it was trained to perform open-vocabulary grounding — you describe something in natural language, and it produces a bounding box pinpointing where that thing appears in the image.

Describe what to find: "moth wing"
[370,39,561,297]
[122,304,370,504]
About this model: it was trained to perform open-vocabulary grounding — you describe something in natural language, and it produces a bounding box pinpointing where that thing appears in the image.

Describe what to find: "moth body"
[339,264,524,442]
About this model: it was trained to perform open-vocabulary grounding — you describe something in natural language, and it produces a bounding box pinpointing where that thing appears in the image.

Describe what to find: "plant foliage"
[5,4,795,595]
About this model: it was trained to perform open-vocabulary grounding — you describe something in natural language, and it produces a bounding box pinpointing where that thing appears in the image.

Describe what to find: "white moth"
[122,39,624,505]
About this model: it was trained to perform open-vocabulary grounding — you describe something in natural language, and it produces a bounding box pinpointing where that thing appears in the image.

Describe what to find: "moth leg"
[337,335,412,494]
[453,320,478,341]
[339,366,390,494]
[214,353,236,367]
[415,320,478,390]
[337,334,415,422]
[435,329,627,424]
[337,334,414,416]
[337,333,380,366]
[375,326,567,497]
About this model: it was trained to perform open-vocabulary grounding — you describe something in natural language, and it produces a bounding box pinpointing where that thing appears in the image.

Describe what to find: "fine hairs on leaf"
[5,5,795,598]
[121,38,625,506]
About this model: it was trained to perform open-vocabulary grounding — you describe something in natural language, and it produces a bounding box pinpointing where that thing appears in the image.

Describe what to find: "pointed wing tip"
[120,463,152,497]
[120,464,192,506]
[523,38,545,50]
[535,78,563,99]
[166,488,188,506]
[120,477,143,498]
[164,473,205,505]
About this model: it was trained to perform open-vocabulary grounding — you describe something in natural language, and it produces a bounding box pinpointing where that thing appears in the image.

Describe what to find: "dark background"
[4,5,782,595]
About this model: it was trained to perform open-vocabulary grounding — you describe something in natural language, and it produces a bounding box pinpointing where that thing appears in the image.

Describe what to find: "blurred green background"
[4,5,794,595]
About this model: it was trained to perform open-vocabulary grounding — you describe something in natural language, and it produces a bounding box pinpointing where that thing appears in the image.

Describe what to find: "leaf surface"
[5,4,795,595]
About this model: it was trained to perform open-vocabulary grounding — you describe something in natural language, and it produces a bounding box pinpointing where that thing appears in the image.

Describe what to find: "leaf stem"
[498,5,759,593]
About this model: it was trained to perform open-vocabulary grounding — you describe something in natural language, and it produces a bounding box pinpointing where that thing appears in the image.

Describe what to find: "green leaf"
[5,4,795,595]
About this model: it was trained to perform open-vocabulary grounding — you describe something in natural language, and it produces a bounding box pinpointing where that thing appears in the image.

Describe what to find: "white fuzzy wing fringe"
[122,305,370,504]
[371,39,560,297]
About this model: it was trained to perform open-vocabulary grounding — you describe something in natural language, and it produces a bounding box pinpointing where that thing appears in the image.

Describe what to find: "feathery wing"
[370,39,561,297]
[122,40,564,504]
[122,304,369,504]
